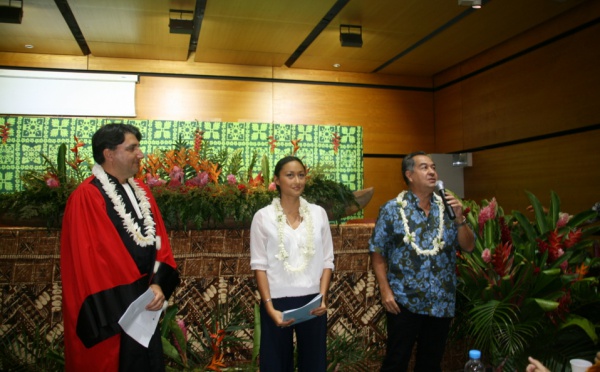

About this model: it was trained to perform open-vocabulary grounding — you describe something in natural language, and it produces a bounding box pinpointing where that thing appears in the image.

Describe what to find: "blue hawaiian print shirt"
[369,191,471,318]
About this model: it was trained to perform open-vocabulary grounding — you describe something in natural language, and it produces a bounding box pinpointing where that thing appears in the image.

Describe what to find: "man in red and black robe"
[61,124,179,371]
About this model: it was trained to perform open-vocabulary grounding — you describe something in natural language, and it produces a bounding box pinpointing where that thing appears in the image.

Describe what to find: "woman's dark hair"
[273,156,305,193]
[401,151,428,185]
[92,124,142,164]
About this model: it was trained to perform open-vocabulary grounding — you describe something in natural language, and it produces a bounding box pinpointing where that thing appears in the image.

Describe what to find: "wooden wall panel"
[136,75,435,155]
[136,76,274,121]
[461,23,600,150]
[434,12,600,153]
[363,157,405,220]
[434,0,600,88]
[434,83,464,152]
[273,84,434,155]
[464,129,600,216]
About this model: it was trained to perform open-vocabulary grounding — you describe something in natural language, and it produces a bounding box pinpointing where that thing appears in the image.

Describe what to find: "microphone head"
[436,180,444,191]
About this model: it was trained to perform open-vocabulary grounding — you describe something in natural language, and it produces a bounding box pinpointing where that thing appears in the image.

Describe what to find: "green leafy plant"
[326,331,383,371]
[0,324,65,371]
[161,296,256,371]
[0,133,359,229]
[0,137,90,227]
[453,191,600,371]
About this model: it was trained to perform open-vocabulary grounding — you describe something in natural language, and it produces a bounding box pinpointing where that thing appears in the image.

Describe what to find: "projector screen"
[0,69,138,117]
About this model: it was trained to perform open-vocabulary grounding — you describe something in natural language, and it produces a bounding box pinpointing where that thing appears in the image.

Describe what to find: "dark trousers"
[381,304,452,372]
[259,294,327,372]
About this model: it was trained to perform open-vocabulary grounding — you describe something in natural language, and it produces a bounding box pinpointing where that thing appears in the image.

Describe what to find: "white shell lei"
[92,164,156,247]
[272,197,315,273]
[396,191,445,256]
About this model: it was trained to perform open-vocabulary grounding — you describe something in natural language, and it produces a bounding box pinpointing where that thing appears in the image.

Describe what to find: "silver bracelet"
[263,298,272,304]
[455,216,467,227]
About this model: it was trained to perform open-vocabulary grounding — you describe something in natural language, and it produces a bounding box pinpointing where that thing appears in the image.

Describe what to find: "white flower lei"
[272,196,315,273]
[396,191,445,256]
[92,164,156,247]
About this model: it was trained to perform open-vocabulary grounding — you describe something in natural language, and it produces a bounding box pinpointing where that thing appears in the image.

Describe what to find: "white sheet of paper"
[281,294,322,325]
[118,288,162,347]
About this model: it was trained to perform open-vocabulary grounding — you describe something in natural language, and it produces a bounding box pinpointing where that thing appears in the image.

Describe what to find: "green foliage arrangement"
[453,191,600,371]
[0,134,359,229]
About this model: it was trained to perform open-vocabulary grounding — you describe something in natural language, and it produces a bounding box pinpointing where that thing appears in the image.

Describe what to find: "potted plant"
[453,192,600,371]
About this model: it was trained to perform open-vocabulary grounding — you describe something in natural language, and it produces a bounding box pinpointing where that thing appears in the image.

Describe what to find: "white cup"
[570,358,592,372]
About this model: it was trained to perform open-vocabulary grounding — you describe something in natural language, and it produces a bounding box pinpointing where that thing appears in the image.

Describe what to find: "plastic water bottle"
[464,349,485,372]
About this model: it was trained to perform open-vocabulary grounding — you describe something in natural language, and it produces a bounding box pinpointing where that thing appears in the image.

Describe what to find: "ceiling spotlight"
[169,9,194,34]
[340,24,363,48]
[333,63,341,68]
[0,0,24,24]
[458,0,482,8]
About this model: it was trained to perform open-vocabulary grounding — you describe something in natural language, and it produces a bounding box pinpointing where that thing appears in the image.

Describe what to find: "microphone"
[436,180,456,220]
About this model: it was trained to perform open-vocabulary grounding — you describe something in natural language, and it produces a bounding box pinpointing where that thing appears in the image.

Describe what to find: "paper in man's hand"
[118,288,162,347]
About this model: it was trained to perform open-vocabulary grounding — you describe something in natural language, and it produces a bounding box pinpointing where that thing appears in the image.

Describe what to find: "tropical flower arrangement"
[0,131,358,229]
[453,192,600,371]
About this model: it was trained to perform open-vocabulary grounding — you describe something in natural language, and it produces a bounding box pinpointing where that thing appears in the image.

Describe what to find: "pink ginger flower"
[478,198,497,234]
[145,173,166,187]
[168,166,185,187]
[556,212,571,229]
[45,175,60,188]
[268,182,277,191]
[227,174,237,185]
[172,319,188,364]
[481,248,492,263]
[186,172,210,187]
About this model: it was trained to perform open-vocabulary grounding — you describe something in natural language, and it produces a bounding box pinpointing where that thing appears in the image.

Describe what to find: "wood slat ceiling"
[0,0,592,77]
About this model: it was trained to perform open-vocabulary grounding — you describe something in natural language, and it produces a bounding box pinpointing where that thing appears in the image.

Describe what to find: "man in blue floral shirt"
[369,151,475,372]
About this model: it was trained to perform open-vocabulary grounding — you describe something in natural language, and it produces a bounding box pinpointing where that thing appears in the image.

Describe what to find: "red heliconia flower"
[248,172,264,188]
[563,229,582,249]
[491,242,513,277]
[194,129,204,152]
[547,230,565,262]
[463,207,471,215]
[291,138,301,155]
[332,132,341,154]
[267,135,277,153]
[499,216,512,245]
[1,122,11,144]
[547,291,571,325]
[70,136,84,152]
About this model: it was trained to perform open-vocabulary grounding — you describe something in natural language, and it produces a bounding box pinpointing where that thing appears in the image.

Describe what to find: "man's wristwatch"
[455,216,467,227]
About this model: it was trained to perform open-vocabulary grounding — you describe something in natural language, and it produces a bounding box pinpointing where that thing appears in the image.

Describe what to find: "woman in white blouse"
[250,156,334,372]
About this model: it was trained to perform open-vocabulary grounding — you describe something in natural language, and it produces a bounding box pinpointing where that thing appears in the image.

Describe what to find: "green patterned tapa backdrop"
[0,117,363,195]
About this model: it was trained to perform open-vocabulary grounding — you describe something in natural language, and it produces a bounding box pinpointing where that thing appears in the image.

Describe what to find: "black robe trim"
[151,262,180,300]
[76,276,148,348]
